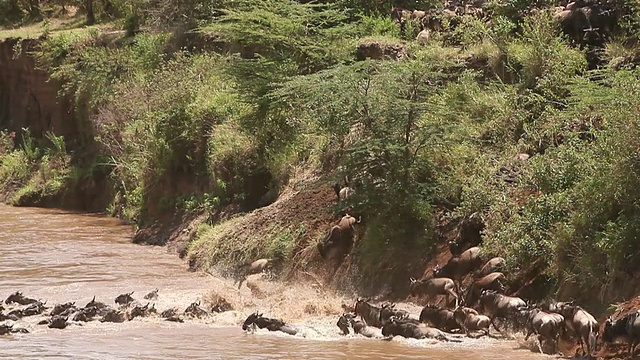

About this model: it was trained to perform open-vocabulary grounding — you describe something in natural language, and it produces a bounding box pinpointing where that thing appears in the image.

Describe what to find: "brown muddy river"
[0,204,550,359]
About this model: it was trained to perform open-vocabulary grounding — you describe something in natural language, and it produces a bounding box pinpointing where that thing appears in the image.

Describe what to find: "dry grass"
[0,16,117,40]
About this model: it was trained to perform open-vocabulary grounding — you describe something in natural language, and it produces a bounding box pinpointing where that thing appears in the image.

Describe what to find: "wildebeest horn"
[129,292,134,296]
[410,277,417,283]
[356,216,362,223]
[91,296,96,302]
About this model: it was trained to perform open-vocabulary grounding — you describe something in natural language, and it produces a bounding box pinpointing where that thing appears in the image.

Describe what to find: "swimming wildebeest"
[144,289,159,300]
[419,305,460,333]
[478,289,527,331]
[4,291,39,305]
[337,312,379,338]
[73,306,98,322]
[602,311,640,358]
[317,214,361,259]
[184,301,208,318]
[242,311,298,336]
[551,302,598,357]
[379,303,412,326]
[115,292,135,306]
[433,246,484,286]
[520,307,565,354]
[51,302,76,316]
[0,323,28,335]
[161,308,183,323]
[129,303,155,320]
[48,315,69,329]
[100,309,126,323]
[354,298,384,328]
[211,298,233,313]
[19,300,47,317]
[409,276,459,308]
[233,258,271,289]
[85,296,110,316]
[381,316,462,342]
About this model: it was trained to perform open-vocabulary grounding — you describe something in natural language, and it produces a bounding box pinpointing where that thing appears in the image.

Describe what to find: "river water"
[0,204,549,359]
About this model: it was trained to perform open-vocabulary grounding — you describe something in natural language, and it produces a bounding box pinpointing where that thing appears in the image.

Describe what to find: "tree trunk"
[85,0,95,25]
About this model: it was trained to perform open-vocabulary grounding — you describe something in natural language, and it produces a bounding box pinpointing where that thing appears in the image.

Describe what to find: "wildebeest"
[464,272,507,306]
[51,302,76,316]
[144,289,159,300]
[317,214,361,259]
[475,257,505,278]
[381,316,462,342]
[521,308,565,354]
[0,323,28,335]
[85,296,110,315]
[242,311,298,336]
[19,301,47,317]
[100,309,126,323]
[211,298,233,313]
[409,277,459,308]
[115,292,135,306]
[354,298,384,328]
[48,315,69,329]
[160,307,183,322]
[379,303,412,326]
[433,246,484,285]
[4,291,39,305]
[552,303,598,357]
[233,258,271,289]
[337,313,379,338]
[129,303,155,320]
[419,305,460,333]
[0,312,19,322]
[73,306,98,322]
[184,301,208,318]
[478,289,527,331]
[0,324,13,335]
[602,311,640,358]
[453,306,491,336]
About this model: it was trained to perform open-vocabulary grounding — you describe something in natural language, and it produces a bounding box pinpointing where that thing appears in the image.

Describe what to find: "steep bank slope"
[0,37,111,211]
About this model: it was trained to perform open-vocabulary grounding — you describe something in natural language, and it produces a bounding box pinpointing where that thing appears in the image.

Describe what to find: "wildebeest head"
[129,303,151,320]
[379,303,410,325]
[48,315,69,329]
[5,291,39,305]
[242,311,263,331]
[115,292,135,306]
[433,264,444,278]
[100,309,126,323]
[144,289,159,300]
[0,324,13,335]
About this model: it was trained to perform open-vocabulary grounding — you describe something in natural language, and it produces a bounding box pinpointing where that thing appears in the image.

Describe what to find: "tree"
[85,0,95,24]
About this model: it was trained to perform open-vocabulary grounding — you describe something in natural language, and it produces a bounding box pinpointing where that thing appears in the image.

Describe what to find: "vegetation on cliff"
[1,0,640,304]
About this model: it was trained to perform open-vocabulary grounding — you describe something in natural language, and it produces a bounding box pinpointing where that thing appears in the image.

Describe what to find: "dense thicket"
[2,0,640,301]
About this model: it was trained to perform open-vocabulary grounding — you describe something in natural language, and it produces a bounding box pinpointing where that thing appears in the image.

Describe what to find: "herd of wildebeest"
[391,0,619,49]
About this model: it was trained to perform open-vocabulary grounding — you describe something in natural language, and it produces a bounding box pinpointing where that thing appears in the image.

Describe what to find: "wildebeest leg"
[536,335,544,354]
[447,289,458,308]
[237,277,245,289]
[490,317,501,332]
